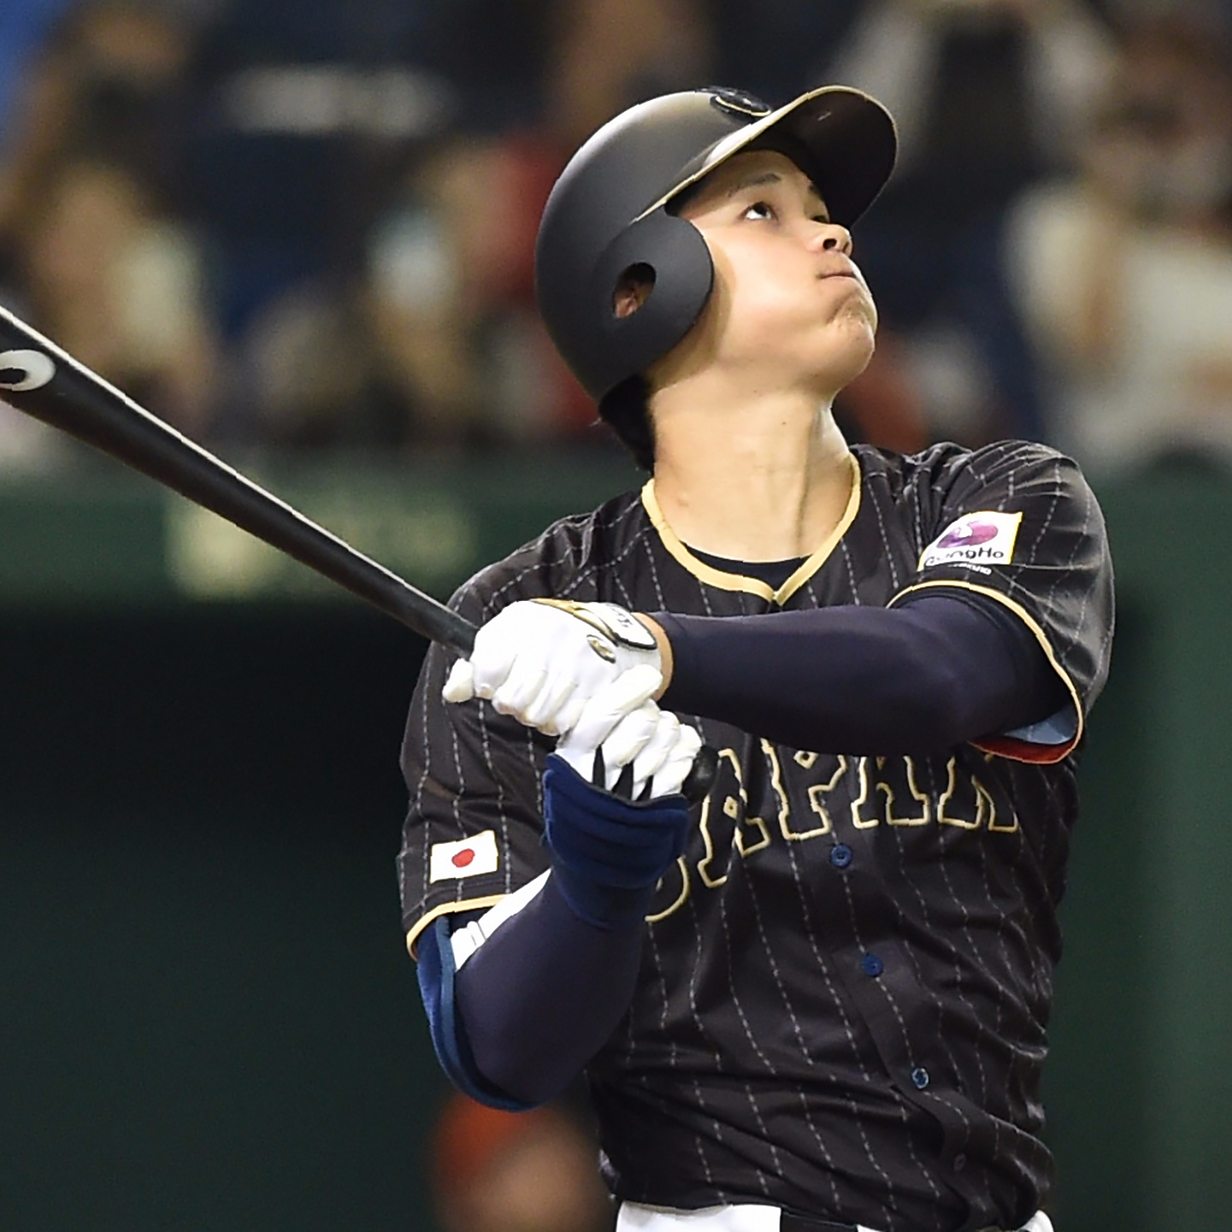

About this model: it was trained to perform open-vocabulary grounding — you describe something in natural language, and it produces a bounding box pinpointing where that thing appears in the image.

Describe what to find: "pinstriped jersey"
[397,440,1114,1232]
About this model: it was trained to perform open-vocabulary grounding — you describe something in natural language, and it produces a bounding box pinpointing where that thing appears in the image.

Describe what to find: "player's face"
[668,150,878,395]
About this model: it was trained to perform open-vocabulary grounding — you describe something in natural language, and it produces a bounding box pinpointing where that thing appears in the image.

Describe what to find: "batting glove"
[542,671,700,929]
[442,599,662,736]
[555,667,703,800]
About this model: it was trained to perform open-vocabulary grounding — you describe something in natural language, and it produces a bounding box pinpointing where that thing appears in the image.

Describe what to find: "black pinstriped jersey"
[397,440,1114,1232]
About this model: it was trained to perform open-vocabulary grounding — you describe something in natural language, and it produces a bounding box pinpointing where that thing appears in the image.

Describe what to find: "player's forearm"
[653,594,1061,754]
[454,872,646,1105]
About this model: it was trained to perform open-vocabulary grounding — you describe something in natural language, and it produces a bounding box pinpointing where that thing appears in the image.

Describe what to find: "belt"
[779,1221,1006,1232]
[781,1219,1040,1232]
[617,1203,1055,1232]
[616,1205,861,1232]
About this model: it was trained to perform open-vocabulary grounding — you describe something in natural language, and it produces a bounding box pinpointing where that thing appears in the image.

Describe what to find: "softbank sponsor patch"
[921,511,1023,568]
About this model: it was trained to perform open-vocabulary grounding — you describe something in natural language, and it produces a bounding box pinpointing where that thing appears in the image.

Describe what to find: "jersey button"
[911,1067,930,1090]
[829,844,853,869]
[860,953,884,977]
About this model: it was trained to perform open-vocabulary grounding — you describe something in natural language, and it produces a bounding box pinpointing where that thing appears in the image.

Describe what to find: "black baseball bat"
[0,304,716,799]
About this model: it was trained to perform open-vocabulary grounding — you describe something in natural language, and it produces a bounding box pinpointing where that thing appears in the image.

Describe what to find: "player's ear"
[612,263,655,319]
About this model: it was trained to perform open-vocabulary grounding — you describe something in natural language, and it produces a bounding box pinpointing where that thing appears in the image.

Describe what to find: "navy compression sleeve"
[656,592,1064,755]
[453,872,647,1106]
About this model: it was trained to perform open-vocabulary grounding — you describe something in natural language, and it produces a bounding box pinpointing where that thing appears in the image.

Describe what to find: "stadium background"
[2,2,1229,1230]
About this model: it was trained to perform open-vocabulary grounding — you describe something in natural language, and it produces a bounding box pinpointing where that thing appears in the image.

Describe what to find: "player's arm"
[446,592,1062,757]
[411,649,699,1108]
[435,854,651,1106]
[647,592,1063,755]
[417,845,661,1109]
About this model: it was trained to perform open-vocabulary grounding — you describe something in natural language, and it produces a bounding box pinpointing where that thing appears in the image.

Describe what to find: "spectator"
[12,158,219,438]
[825,0,1116,446]
[241,135,566,451]
[181,0,452,339]
[0,0,196,257]
[242,0,720,452]
[0,0,74,158]
[1007,16,1232,475]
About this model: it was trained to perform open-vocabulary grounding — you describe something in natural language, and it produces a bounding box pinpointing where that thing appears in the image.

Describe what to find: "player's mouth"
[817,259,859,281]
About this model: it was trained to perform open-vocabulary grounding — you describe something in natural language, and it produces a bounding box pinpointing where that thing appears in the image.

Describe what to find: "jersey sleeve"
[889,441,1114,763]
[396,583,553,957]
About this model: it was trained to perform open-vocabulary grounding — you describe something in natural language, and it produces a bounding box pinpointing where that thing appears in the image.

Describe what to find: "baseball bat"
[0,304,476,652]
[0,304,716,799]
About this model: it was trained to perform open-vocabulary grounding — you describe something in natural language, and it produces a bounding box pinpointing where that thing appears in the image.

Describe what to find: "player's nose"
[805,221,854,257]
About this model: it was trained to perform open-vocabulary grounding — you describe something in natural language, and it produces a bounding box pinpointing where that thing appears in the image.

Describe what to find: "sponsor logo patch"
[429,830,499,883]
[921,511,1022,568]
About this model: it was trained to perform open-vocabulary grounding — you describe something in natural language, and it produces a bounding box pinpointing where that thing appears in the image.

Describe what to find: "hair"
[599,376,656,471]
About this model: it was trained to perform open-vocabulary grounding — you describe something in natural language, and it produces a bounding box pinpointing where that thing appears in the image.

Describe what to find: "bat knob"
[682,744,718,803]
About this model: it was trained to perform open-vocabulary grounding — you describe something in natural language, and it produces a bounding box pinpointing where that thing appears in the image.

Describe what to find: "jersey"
[397,440,1114,1232]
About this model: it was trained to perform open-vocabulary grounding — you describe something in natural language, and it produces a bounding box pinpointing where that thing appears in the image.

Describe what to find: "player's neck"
[650,394,854,563]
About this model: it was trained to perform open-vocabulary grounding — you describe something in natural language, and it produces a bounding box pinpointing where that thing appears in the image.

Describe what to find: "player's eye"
[742,200,776,222]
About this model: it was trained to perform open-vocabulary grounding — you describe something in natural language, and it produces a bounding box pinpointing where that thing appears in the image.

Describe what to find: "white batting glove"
[556,667,703,800]
[442,599,662,736]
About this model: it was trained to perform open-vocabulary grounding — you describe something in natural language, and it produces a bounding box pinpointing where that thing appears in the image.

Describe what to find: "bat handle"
[680,742,718,804]
[413,602,478,659]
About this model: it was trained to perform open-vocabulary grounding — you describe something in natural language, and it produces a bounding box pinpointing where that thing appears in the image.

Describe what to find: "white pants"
[616,1201,1055,1232]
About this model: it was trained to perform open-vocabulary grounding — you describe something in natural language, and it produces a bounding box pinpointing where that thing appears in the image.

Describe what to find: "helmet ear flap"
[590,211,714,395]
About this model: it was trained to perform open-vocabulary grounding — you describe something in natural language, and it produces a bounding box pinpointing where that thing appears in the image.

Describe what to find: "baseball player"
[397,85,1114,1232]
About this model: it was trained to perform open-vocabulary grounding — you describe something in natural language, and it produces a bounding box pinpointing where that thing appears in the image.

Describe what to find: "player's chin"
[830,297,877,348]
[812,313,876,389]
[825,277,877,327]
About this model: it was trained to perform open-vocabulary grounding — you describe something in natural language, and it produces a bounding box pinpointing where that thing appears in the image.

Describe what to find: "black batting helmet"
[534,85,897,424]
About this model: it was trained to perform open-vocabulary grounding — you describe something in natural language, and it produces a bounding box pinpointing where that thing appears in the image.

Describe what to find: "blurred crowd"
[428,1091,614,1232]
[1,0,1231,480]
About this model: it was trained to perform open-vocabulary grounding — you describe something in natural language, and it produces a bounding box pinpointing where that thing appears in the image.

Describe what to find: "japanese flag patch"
[429,831,499,882]
[920,511,1023,569]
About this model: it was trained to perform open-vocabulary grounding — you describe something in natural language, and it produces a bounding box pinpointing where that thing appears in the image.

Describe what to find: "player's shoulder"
[446,488,646,622]
[860,438,1076,482]
[859,439,1090,503]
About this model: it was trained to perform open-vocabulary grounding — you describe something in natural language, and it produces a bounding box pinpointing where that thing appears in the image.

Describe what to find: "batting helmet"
[534,85,898,420]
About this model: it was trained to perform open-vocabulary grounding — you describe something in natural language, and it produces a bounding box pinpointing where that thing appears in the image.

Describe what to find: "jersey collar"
[640,452,862,605]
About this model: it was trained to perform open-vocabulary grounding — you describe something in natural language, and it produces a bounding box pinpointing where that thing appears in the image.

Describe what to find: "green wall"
[2,455,1228,1230]
[3,606,449,1231]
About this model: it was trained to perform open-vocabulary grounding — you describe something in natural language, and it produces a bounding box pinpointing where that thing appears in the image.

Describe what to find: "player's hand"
[442,599,662,736]
[542,670,699,929]
[555,668,703,800]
